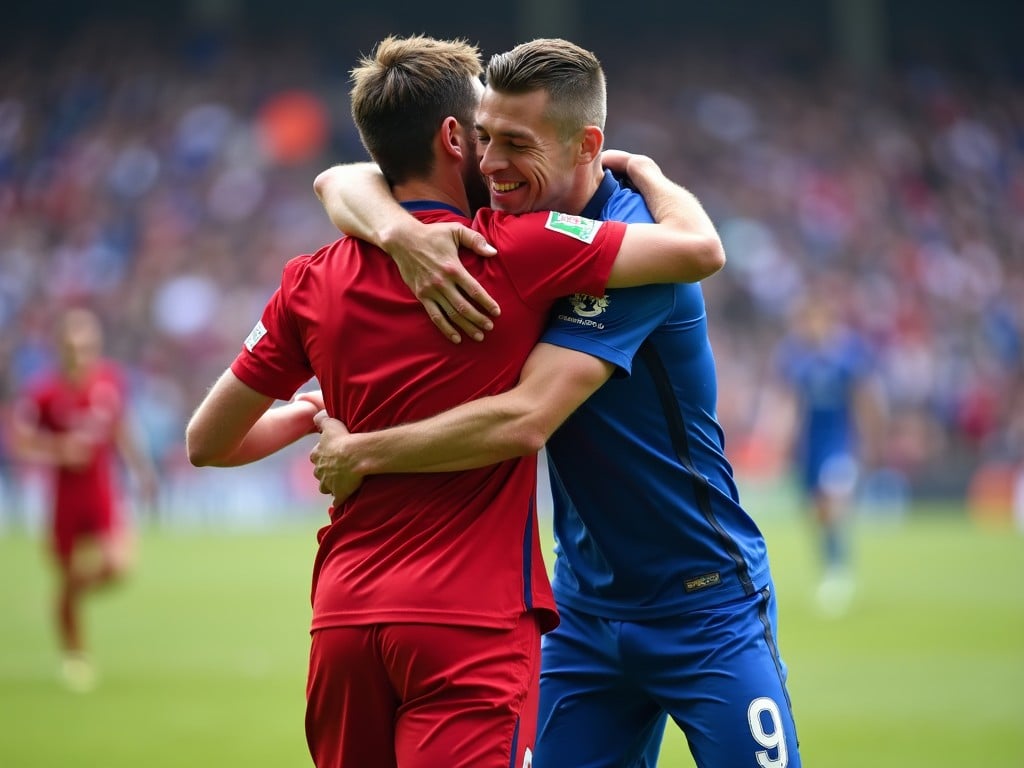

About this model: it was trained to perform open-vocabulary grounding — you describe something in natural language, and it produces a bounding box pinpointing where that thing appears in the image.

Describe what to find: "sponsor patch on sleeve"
[545,211,602,243]
[244,320,268,352]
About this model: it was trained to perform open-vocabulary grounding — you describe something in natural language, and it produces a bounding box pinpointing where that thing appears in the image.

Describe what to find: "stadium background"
[0,2,1022,766]
[2,0,1023,524]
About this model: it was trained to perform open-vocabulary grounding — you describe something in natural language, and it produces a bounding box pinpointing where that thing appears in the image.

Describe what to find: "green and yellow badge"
[545,211,601,244]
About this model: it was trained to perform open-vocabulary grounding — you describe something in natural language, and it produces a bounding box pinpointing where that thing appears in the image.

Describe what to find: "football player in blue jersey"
[311,38,802,768]
[774,291,885,617]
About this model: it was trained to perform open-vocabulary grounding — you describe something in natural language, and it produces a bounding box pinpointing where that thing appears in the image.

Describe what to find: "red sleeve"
[475,210,625,305]
[230,258,315,401]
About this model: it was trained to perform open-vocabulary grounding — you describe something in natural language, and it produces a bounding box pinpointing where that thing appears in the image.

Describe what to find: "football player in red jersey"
[10,306,157,691]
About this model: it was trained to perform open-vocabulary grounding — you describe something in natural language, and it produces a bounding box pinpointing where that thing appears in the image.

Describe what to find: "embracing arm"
[602,150,726,287]
[311,343,614,498]
[314,163,402,246]
[186,369,319,468]
[314,163,499,342]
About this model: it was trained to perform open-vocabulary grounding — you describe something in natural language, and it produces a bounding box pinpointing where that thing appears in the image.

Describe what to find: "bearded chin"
[465,169,491,215]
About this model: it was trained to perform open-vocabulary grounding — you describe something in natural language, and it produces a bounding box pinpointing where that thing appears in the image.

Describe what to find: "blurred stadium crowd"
[1,19,1021,523]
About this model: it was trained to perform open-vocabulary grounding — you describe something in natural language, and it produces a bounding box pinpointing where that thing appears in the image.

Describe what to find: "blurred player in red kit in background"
[9,306,157,691]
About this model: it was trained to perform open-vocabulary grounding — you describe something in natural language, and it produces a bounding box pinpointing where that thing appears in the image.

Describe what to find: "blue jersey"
[541,171,770,620]
[776,328,874,490]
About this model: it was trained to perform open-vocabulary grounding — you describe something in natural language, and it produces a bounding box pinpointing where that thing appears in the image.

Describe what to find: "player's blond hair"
[350,35,483,186]
[485,38,607,141]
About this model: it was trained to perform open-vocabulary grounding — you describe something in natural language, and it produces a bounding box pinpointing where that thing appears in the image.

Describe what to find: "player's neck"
[393,177,469,217]
[558,163,605,216]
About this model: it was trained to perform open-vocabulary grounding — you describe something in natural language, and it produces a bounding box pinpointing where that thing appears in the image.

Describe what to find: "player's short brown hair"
[485,38,607,141]
[350,35,483,186]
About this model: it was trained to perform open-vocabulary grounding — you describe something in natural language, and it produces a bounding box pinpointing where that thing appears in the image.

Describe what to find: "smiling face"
[474,86,589,215]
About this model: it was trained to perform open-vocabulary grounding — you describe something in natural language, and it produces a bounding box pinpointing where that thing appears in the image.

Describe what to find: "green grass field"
[1,504,1022,767]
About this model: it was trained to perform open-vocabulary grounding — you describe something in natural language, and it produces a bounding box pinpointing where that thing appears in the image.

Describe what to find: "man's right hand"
[310,411,364,505]
[600,149,657,185]
[383,220,501,344]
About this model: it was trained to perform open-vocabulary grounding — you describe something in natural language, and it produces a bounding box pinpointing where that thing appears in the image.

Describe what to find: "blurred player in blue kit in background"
[312,37,802,768]
[774,291,886,616]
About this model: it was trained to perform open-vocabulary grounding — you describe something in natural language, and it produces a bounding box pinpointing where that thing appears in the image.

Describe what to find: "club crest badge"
[569,293,610,318]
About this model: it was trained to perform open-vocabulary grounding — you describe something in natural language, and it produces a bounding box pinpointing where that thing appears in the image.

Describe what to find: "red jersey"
[24,361,127,550]
[231,203,626,633]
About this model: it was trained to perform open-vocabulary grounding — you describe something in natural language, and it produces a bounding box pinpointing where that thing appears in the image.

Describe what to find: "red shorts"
[305,613,541,768]
[52,498,120,565]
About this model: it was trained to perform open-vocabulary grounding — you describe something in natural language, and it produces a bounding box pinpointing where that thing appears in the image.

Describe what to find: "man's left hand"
[310,411,364,505]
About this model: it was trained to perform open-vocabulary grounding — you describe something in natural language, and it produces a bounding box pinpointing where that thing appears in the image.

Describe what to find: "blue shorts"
[536,583,801,768]
[801,446,858,498]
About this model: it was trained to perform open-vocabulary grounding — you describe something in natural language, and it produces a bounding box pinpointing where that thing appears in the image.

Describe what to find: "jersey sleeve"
[477,210,626,305]
[540,283,675,374]
[230,260,315,401]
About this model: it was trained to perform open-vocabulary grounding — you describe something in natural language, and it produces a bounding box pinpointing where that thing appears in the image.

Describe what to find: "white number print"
[747,696,788,768]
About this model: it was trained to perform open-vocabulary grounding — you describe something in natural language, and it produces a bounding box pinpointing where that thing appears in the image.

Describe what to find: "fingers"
[295,389,325,410]
[400,223,503,345]
[313,409,329,431]
[424,290,494,344]
[309,416,361,502]
[425,300,464,344]
[599,148,631,171]
[451,274,500,322]
[309,444,333,497]
[452,227,501,319]
[449,307,491,341]
[310,456,359,504]
[455,225,497,258]
[313,411,351,436]
[423,231,500,343]
[454,227,501,319]
[443,290,494,337]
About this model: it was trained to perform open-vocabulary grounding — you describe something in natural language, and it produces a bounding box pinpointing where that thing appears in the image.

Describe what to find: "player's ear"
[576,125,604,165]
[440,116,465,161]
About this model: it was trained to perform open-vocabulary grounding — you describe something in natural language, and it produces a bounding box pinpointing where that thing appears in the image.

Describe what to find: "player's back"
[235,203,624,632]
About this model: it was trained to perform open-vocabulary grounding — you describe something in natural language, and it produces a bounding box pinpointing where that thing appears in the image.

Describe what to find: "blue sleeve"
[540,283,674,375]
